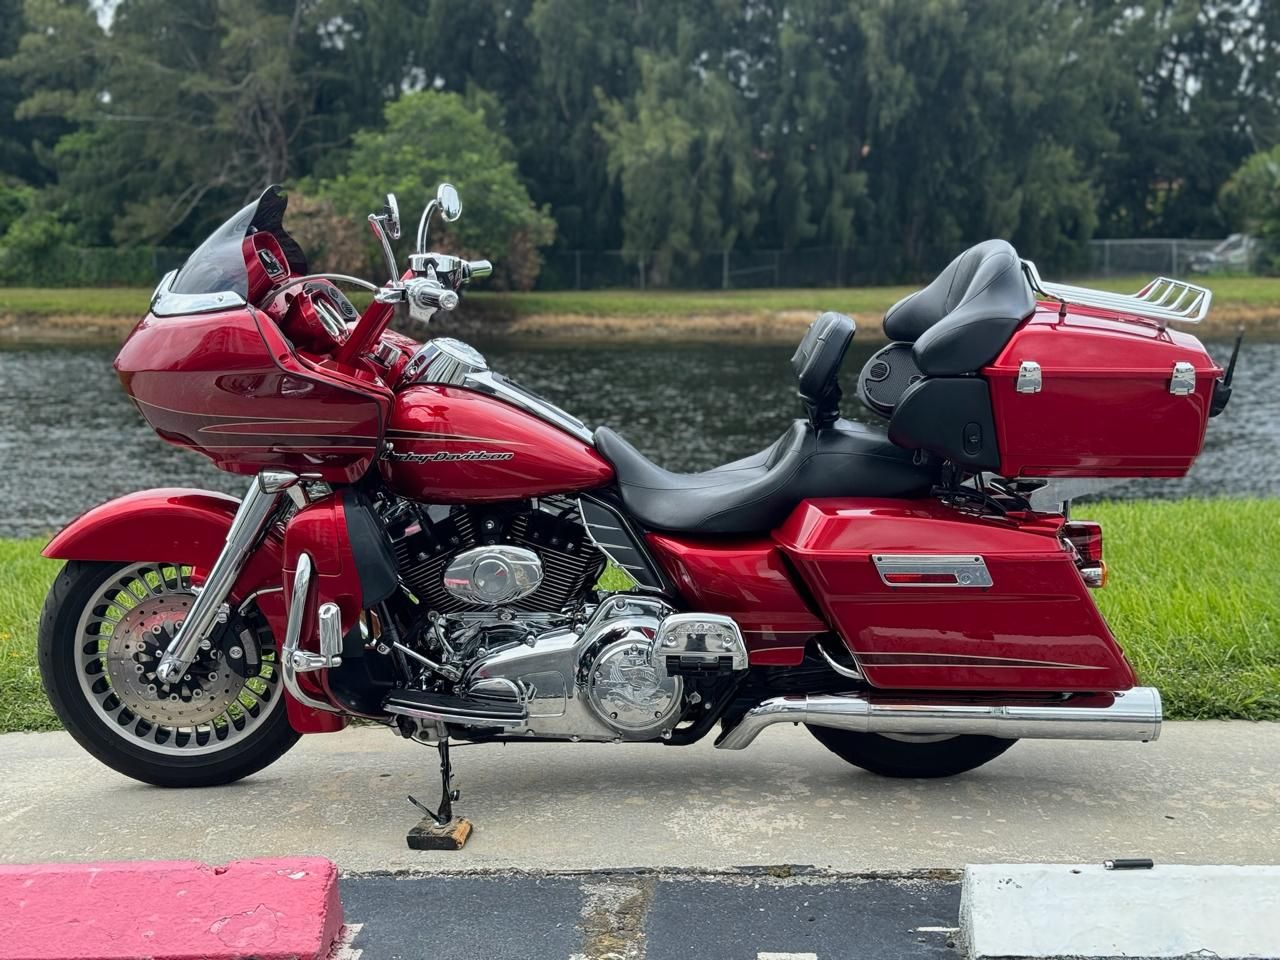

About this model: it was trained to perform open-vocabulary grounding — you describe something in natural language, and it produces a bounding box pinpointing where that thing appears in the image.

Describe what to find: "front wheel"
[807,726,1016,778]
[38,560,300,787]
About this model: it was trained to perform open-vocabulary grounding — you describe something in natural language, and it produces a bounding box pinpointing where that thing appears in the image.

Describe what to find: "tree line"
[2,0,1278,288]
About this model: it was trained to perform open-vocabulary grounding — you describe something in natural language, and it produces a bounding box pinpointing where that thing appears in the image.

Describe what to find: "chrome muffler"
[715,687,1162,750]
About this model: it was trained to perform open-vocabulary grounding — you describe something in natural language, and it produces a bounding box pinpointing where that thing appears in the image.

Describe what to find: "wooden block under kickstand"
[407,817,473,850]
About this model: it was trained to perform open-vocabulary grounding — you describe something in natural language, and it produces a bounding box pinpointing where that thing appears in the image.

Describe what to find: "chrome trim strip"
[465,370,594,443]
[716,687,1162,750]
[151,270,248,317]
[872,554,993,588]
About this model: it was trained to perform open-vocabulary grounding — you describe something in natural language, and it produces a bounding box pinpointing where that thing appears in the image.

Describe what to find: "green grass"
[0,286,152,318]
[0,539,59,733]
[2,498,1276,734]
[1087,498,1280,721]
[471,274,1280,318]
[4,273,1280,321]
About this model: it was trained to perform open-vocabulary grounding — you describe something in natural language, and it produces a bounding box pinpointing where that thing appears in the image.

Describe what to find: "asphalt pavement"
[337,871,961,960]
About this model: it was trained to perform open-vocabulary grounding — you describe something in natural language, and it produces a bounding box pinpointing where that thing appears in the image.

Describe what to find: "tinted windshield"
[169,185,307,298]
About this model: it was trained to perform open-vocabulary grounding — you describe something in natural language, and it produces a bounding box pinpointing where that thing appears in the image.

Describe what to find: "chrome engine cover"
[443,545,543,606]
[461,594,683,742]
[586,635,682,738]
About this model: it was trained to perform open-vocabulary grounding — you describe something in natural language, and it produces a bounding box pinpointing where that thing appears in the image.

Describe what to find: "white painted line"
[757,953,818,960]
[329,922,364,960]
[914,926,959,933]
[961,864,1280,959]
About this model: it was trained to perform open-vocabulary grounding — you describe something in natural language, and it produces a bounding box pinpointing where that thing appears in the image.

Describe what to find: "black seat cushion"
[882,239,1035,376]
[791,311,855,427]
[594,420,937,535]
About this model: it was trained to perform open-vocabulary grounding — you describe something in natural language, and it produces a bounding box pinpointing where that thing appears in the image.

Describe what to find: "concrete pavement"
[0,721,1277,873]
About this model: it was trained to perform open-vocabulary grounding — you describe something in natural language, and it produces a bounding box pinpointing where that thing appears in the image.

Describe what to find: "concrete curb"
[959,863,1280,959]
[0,857,343,960]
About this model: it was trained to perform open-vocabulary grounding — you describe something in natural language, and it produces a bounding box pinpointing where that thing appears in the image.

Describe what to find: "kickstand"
[406,738,472,850]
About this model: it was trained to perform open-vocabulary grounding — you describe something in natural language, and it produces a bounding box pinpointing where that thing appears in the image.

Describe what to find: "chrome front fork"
[154,470,299,685]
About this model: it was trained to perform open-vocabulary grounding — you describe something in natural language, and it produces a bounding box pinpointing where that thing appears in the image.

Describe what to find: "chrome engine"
[442,545,543,605]
[461,595,685,742]
[387,499,603,624]
[380,500,749,743]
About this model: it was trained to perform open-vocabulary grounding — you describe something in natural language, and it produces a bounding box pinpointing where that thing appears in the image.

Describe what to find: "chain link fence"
[0,237,1259,290]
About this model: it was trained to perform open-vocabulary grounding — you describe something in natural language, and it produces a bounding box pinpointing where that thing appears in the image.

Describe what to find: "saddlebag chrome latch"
[1169,361,1196,396]
[1016,360,1042,394]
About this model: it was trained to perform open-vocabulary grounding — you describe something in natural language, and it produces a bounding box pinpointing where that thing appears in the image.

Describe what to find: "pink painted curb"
[0,857,343,960]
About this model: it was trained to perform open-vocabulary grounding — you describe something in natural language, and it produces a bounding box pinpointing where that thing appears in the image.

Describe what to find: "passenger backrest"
[883,239,1035,376]
[791,311,855,428]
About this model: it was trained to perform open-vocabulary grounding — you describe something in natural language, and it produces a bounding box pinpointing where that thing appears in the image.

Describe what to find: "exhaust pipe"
[715,687,1162,750]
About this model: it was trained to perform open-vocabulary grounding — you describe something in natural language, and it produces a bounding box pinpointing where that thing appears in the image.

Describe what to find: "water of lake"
[1,338,1275,538]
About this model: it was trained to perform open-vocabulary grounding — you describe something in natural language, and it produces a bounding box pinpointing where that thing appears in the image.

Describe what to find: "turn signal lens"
[1062,520,1104,564]
[1080,562,1108,588]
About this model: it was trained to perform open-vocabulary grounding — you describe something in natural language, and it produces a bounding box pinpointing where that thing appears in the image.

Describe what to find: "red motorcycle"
[38,185,1236,832]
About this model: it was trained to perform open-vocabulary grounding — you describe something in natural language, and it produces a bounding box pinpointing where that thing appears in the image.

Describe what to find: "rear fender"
[43,487,345,733]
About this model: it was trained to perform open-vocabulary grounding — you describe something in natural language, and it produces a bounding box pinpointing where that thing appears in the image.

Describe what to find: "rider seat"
[593,312,937,535]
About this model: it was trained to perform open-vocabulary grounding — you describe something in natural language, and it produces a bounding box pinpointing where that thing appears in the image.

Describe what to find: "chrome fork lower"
[154,470,297,685]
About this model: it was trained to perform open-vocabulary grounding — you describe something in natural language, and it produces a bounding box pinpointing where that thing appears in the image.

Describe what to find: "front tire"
[38,560,300,787]
[807,726,1016,778]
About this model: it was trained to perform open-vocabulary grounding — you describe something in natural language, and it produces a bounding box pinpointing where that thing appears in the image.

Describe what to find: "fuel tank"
[381,384,614,502]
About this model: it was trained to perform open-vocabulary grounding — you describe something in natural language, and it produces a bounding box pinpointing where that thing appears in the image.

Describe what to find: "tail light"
[1062,520,1106,587]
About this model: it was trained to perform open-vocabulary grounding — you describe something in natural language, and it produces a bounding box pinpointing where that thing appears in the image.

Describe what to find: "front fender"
[44,487,345,734]
[46,488,245,566]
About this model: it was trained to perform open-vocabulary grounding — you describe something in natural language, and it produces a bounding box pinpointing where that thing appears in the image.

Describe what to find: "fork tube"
[154,474,284,685]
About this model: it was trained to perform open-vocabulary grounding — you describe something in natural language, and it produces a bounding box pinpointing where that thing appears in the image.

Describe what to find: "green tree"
[1220,146,1280,271]
[2,0,386,247]
[302,90,556,289]
[597,44,763,286]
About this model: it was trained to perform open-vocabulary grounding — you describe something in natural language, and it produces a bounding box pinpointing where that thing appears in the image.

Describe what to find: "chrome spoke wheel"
[73,562,283,756]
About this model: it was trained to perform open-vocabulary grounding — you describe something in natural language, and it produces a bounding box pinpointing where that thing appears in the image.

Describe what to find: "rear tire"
[807,726,1016,778]
[38,560,300,788]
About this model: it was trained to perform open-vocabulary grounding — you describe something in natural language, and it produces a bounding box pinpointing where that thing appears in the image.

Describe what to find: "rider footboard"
[772,498,1137,692]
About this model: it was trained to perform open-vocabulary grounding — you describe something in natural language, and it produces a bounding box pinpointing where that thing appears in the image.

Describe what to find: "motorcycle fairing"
[115,304,388,483]
[773,497,1137,692]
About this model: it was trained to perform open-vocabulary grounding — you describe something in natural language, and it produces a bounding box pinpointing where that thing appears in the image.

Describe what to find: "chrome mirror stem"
[369,215,399,284]
[415,199,441,254]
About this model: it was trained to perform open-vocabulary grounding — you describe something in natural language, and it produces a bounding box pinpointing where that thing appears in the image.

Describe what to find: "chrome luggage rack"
[1021,259,1212,328]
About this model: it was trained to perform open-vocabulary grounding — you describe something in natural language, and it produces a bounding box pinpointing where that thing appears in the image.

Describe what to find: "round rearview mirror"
[384,193,401,240]
[437,183,461,222]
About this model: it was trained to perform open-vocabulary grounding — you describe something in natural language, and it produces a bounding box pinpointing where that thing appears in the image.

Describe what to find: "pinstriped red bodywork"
[115,306,389,484]
[644,534,825,667]
[380,384,614,502]
[771,499,1137,692]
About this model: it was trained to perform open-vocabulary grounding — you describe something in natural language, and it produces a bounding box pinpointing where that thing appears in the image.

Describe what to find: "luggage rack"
[1021,259,1212,328]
